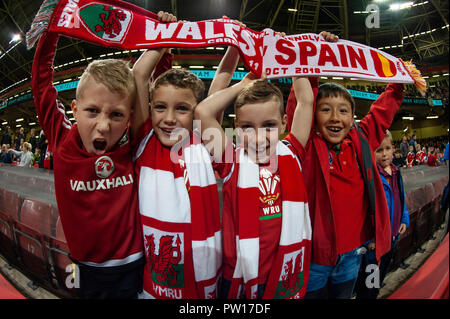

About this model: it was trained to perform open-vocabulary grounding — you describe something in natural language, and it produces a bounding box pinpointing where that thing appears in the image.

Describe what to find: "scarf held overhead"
[27,0,426,94]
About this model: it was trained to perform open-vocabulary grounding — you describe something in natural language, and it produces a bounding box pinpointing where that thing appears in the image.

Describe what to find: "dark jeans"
[354,236,398,299]
[72,256,145,299]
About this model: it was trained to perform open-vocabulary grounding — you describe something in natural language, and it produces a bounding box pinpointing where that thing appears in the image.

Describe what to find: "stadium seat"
[391,209,417,269]
[46,216,76,297]
[415,184,436,246]
[0,189,22,265]
[13,198,54,286]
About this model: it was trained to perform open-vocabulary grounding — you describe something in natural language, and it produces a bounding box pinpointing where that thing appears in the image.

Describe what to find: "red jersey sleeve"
[31,32,72,150]
[150,52,173,83]
[358,83,404,150]
[286,77,319,132]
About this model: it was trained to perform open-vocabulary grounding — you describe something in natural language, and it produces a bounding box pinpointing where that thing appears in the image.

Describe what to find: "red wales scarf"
[228,141,312,299]
[134,131,221,299]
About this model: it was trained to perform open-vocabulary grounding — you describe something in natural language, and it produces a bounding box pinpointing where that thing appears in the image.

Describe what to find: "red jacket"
[286,81,404,265]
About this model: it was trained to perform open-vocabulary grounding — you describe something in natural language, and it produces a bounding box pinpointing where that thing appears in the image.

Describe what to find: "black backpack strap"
[353,122,376,229]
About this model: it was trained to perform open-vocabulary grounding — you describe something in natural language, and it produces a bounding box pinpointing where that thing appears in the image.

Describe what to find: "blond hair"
[234,79,284,117]
[22,142,31,152]
[76,59,136,106]
[384,130,393,143]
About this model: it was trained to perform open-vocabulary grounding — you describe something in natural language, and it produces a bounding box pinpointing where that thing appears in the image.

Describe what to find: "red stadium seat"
[391,209,418,269]
[0,189,22,265]
[46,217,76,297]
[13,199,54,286]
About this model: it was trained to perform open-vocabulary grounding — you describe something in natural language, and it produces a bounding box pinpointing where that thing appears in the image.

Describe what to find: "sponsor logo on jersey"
[70,174,133,192]
[95,156,114,178]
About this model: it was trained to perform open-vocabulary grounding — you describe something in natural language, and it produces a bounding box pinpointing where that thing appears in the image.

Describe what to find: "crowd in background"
[0,125,51,168]
[392,133,449,168]
[345,80,449,109]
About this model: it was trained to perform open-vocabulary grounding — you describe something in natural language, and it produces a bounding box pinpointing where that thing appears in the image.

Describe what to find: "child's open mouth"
[93,139,107,152]
[327,126,342,133]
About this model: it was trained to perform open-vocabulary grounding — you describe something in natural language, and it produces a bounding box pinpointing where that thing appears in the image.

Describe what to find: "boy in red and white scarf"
[195,70,314,298]
[132,26,246,297]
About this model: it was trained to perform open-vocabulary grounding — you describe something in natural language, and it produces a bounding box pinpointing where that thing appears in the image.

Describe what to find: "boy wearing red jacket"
[286,79,403,298]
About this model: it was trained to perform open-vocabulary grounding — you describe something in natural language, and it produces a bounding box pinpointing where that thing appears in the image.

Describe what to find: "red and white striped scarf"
[228,141,312,299]
[135,131,221,299]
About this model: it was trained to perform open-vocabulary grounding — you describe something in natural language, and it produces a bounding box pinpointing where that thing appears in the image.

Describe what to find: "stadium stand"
[0,272,25,299]
[389,234,449,299]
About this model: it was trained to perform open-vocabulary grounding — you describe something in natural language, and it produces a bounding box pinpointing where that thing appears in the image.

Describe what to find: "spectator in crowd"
[415,145,426,165]
[32,147,41,167]
[400,135,409,159]
[427,148,438,166]
[444,142,449,166]
[37,130,48,168]
[409,134,417,155]
[0,126,12,146]
[29,128,38,153]
[9,141,33,167]
[356,131,409,299]
[14,127,25,151]
[0,144,13,163]
[392,148,406,168]
[406,145,415,167]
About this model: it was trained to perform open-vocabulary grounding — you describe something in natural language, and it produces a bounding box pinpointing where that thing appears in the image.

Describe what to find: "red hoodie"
[286,81,403,265]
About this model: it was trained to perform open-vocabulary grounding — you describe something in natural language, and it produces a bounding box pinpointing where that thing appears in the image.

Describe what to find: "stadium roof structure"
[0,0,448,128]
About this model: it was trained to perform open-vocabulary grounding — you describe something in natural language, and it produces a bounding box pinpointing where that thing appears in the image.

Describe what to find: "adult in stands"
[0,144,13,163]
[409,134,417,155]
[14,127,25,151]
[37,130,48,168]
[400,135,409,160]
[29,128,38,153]
[0,126,12,146]
[9,142,33,167]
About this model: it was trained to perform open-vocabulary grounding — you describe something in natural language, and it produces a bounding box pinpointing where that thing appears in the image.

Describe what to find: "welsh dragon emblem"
[279,252,303,296]
[144,234,182,286]
[95,6,127,38]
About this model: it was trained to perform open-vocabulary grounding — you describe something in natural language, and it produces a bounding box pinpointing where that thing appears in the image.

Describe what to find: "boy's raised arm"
[208,46,240,96]
[131,48,167,137]
[290,77,315,147]
[195,73,258,162]
[131,11,177,137]
[32,31,71,150]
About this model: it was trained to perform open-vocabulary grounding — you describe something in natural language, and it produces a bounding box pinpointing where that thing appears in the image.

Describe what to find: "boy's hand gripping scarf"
[228,141,312,299]
[27,0,426,95]
[135,131,221,299]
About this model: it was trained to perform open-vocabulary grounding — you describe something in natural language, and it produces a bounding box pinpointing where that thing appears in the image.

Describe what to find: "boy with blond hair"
[356,130,409,299]
[31,12,176,299]
[286,79,404,298]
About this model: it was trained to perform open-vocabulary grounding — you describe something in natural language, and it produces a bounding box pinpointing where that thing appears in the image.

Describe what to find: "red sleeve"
[150,52,173,83]
[31,32,71,151]
[212,137,235,179]
[283,132,310,164]
[286,77,319,132]
[358,83,404,150]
